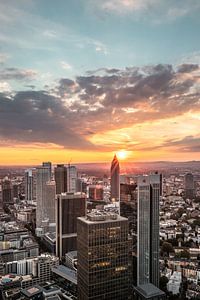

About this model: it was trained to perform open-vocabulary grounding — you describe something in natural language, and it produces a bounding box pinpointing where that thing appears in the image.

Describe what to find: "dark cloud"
[177,64,199,73]
[0,67,37,81]
[0,63,200,151]
[0,91,94,149]
[163,136,200,152]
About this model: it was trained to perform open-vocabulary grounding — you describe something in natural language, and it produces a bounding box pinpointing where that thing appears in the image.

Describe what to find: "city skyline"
[0,0,200,165]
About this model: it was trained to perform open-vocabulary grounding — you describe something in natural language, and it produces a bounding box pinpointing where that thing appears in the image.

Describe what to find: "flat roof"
[21,285,43,297]
[78,214,127,224]
[51,265,77,285]
[134,283,165,299]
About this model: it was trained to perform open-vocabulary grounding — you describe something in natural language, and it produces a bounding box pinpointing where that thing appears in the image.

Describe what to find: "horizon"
[0,159,200,168]
[0,0,200,164]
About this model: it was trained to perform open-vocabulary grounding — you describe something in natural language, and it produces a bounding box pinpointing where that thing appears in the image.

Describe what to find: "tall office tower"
[25,169,36,203]
[137,174,161,287]
[54,164,67,194]
[36,166,51,231]
[2,178,13,205]
[185,173,195,199]
[56,192,86,258]
[67,165,78,193]
[77,211,130,300]
[42,162,52,179]
[110,154,120,203]
[45,181,56,224]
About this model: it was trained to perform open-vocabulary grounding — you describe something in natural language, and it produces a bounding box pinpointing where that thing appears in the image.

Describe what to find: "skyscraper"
[36,166,51,233]
[2,178,13,205]
[77,211,130,300]
[185,173,195,199]
[25,169,36,203]
[137,174,161,287]
[110,154,120,203]
[56,192,86,258]
[54,164,67,194]
[42,162,52,179]
[45,181,56,224]
[67,165,78,193]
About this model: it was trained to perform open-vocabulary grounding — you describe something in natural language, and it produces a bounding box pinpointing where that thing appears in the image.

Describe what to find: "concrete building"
[35,166,51,234]
[56,193,86,259]
[77,211,130,300]
[45,181,56,224]
[167,272,182,295]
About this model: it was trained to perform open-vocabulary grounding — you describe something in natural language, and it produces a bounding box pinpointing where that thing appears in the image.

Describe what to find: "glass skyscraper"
[77,212,130,300]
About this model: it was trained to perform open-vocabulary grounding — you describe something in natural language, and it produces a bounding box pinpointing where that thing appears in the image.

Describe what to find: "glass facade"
[77,215,130,300]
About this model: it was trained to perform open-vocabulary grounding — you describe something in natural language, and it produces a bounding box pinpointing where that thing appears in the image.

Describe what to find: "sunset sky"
[0,0,200,165]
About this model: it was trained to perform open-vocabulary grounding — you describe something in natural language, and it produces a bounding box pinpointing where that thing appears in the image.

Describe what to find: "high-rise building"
[185,173,195,199]
[77,211,130,300]
[36,166,51,232]
[25,169,36,203]
[67,165,78,193]
[54,164,67,194]
[110,154,120,204]
[45,181,56,224]
[2,178,13,205]
[42,162,52,179]
[56,192,86,258]
[137,174,161,287]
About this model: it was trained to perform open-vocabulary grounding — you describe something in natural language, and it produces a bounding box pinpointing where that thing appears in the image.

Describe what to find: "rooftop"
[78,210,127,224]
[51,265,77,285]
[21,285,43,297]
[134,283,165,299]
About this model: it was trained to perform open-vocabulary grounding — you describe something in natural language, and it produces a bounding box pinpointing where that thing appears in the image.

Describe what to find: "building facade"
[137,174,161,287]
[77,212,130,300]
[67,165,78,193]
[56,192,86,258]
[25,169,36,203]
[54,164,68,194]
[185,173,195,199]
[35,166,51,232]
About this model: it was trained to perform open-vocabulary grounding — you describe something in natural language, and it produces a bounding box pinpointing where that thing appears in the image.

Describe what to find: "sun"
[116,150,128,160]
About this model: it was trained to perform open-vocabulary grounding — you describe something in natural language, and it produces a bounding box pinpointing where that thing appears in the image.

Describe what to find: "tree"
[161,242,174,256]
[159,275,168,293]
[175,249,190,259]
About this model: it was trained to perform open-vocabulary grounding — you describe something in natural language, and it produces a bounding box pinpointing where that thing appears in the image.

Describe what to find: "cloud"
[177,64,199,73]
[0,82,12,93]
[162,136,200,152]
[0,90,94,150]
[0,63,200,152]
[89,0,200,23]
[43,30,58,39]
[60,61,72,70]
[96,0,159,14]
[0,67,37,81]
[0,53,10,64]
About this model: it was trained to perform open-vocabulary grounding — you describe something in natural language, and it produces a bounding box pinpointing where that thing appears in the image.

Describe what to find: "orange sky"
[1,111,199,165]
